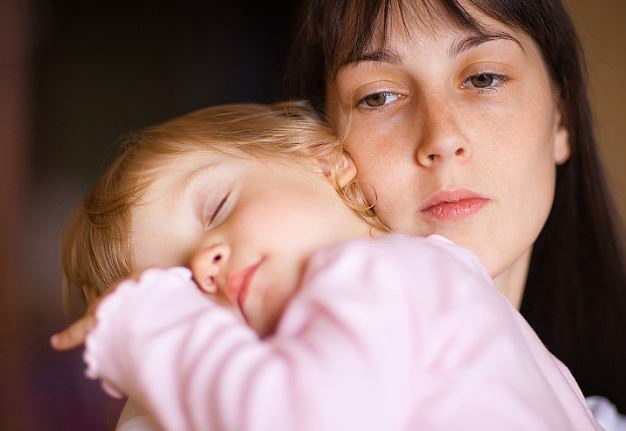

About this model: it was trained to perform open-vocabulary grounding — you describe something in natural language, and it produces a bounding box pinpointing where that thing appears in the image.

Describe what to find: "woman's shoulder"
[299,233,494,303]
[115,398,161,431]
[307,233,489,279]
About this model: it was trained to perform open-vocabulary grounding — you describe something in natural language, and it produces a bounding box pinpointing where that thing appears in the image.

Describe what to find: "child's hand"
[50,267,200,351]
[50,272,142,351]
[50,311,96,351]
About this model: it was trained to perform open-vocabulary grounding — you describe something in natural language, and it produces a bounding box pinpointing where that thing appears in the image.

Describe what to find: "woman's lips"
[226,259,263,316]
[421,189,490,222]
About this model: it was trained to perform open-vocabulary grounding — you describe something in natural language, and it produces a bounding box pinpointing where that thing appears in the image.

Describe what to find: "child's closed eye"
[204,192,230,228]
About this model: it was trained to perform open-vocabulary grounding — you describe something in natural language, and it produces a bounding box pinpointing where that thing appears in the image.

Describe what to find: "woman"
[285,0,626,415]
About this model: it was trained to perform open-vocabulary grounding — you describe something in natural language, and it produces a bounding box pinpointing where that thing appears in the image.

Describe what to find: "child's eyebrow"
[179,161,220,190]
[176,161,225,225]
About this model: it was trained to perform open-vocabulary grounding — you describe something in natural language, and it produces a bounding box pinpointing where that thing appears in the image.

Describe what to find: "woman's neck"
[493,248,532,310]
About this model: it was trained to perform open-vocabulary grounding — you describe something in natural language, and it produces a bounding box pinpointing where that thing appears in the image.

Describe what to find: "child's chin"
[252,315,279,339]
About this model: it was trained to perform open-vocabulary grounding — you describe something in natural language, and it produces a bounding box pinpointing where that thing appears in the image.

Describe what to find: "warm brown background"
[565,0,626,218]
[1,1,624,429]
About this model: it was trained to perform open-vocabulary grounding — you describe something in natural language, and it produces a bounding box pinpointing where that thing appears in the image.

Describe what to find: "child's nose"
[190,243,230,294]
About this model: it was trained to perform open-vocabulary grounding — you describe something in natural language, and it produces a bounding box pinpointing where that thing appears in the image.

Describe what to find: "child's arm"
[52,235,599,431]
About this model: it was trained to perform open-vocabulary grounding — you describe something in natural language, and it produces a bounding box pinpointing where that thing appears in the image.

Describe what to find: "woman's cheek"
[348,107,416,160]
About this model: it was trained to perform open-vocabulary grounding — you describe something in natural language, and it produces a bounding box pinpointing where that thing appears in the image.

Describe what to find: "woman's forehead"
[340,27,523,79]
[331,0,519,71]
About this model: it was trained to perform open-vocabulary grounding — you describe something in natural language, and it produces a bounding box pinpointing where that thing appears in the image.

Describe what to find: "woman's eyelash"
[462,73,511,92]
[207,192,230,226]
[355,73,509,110]
[357,91,403,109]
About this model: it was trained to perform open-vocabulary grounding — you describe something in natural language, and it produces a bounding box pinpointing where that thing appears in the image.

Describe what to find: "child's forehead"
[140,148,314,205]
[152,150,233,179]
[145,152,223,193]
[140,149,252,200]
[166,150,222,170]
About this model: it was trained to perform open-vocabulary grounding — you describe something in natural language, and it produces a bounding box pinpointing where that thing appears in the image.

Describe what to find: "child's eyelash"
[207,192,230,226]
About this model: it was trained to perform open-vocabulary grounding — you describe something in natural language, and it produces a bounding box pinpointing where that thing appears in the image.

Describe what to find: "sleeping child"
[51,102,599,430]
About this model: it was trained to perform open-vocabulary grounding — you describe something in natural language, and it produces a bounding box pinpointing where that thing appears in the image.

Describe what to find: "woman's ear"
[553,100,570,165]
[318,150,357,188]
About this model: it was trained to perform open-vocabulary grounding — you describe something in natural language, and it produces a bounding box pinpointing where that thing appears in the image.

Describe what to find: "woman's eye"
[462,73,510,92]
[471,73,495,88]
[205,192,230,228]
[358,91,402,109]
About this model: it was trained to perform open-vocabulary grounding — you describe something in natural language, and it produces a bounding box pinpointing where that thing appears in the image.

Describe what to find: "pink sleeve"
[85,235,600,431]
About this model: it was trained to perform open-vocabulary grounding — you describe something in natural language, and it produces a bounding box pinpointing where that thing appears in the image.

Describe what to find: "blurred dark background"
[1,1,299,429]
[1,1,624,430]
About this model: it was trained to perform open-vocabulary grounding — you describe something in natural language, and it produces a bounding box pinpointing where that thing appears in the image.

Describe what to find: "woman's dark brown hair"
[285,0,626,411]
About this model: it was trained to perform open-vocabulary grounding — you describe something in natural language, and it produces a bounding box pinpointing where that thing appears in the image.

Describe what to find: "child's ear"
[318,150,357,188]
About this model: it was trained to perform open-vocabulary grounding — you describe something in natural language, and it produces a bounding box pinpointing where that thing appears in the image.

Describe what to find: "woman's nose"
[190,243,230,294]
[415,106,471,167]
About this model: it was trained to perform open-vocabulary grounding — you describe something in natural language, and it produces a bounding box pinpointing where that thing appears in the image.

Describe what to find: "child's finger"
[50,316,96,351]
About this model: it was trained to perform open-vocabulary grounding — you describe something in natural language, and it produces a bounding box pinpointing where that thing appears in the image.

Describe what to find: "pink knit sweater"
[85,234,600,430]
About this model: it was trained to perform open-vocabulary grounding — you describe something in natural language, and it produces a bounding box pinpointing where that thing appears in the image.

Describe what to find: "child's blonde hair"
[62,101,384,317]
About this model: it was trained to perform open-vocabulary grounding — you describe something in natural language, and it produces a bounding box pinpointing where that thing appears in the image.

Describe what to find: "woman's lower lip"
[421,198,489,221]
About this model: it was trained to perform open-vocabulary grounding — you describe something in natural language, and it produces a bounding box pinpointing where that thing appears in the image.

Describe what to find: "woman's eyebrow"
[342,30,522,68]
[342,48,403,67]
[448,31,524,58]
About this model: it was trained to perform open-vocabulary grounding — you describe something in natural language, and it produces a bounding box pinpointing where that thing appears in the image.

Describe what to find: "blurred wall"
[565,0,626,218]
[0,1,29,430]
[8,2,299,429]
[2,1,625,430]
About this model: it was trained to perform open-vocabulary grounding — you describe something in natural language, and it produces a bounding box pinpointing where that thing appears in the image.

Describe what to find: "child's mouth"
[226,259,264,317]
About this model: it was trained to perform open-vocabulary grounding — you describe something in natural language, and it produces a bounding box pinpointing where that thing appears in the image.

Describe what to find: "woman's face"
[328,6,570,305]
